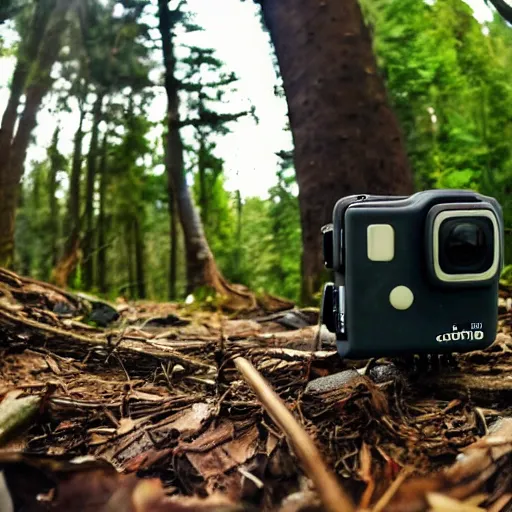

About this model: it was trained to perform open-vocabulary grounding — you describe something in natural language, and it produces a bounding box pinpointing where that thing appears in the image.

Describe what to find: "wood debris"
[0,269,510,511]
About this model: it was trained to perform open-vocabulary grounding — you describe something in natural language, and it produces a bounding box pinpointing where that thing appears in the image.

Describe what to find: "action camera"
[320,190,504,359]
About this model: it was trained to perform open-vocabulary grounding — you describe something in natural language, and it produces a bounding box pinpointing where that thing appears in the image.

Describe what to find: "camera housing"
[320,190,504,359]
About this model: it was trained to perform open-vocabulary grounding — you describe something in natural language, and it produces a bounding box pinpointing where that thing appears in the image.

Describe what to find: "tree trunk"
[47,127,60,270]
[82,93,104,291]
[97,133,108,295]
[125,222,135,300]
[259,0,414,304]
[51,104,85,288]
[66,98,86,239]
[158,0,207,294]
[133,217,146,299]
[198,135,208,224]
[0,0,71,268]
[158,0,255,310]
[234,190,243,277]
[0,0,55,173]
[163,134,178,300]
[16,193,32,276]
[170,193,178,300]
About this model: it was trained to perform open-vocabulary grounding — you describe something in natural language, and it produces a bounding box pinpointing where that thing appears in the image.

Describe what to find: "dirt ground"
[0,268,510,512]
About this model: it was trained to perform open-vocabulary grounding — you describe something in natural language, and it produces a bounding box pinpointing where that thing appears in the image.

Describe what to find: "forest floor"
[0,268,510,512]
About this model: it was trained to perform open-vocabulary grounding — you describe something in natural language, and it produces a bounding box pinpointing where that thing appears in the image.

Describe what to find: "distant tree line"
[0,0,511,305]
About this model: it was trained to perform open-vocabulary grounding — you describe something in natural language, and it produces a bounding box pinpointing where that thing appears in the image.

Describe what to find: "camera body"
[320,190,504,359]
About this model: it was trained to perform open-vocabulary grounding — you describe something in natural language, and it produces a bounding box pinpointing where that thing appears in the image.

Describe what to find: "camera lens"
[444,222,486,267]
[438,216,494,275]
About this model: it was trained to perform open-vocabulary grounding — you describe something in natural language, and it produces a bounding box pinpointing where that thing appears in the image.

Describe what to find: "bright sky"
[0,0,292,199]
[0,0,496,199]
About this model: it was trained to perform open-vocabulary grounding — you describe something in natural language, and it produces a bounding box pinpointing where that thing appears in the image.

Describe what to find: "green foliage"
[0,0,29,25]
[79,0,152,92]
[15,160,65,279]
[11,0,512,304]
[361,0,512,262]
[103,102,171,299]
[193,170,237,271]
[265,157,301,300]
[229,156,302,302]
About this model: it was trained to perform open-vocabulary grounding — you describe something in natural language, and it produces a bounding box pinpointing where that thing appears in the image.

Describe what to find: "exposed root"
[50,232,80,288]
[201,253,293,313]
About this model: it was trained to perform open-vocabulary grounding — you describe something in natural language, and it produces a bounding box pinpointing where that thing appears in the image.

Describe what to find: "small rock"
[172,364,185,374]
[88,304,119,327]
[52,301,76,316]
[278,311,310,330]
[275,308,319,330]
[77,293,120,327]
[144,314,190,328]
[305,369,360,395]
[369,363,402,384]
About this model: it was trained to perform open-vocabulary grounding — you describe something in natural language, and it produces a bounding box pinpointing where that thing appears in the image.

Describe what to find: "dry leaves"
[0,270,510,510]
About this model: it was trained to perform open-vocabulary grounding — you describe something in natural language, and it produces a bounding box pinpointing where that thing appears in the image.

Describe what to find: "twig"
[0,304,103,345]
[238,466,264,488]
[143,340,215,371]
[49,397,124,409]
[233,356,355,512]
[371,466,414,512]
[0,305,214,374]
[160,362,173,388]
[474,407,489,436]
[488,493,512,512]
[114,353,131,384]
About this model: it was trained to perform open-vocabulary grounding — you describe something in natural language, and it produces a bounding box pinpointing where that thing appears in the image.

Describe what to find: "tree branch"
[233,356,355,512]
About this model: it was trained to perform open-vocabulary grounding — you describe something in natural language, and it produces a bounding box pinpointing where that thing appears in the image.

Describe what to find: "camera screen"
[438,217,494,275]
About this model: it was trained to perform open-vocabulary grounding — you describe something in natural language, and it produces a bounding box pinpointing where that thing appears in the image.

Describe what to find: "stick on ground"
[234,356,355,512]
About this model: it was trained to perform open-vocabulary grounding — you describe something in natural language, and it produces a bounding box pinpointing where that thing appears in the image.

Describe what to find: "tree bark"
[47,127,61,270]
[259,0,414,304]
[133,217,146,299]
[158,0,208,295]
[97,133,108,295]
[198,135,208,224]
[163,134,178,300]
[234,189,243,278]
[158,0,255,310]
[169,192,178,300]
[82,93,104,291]
[125,222,135,299]
[51,103,86,288]
[66,96,86,240]
[0,0,71,268]
[0,0,55,173]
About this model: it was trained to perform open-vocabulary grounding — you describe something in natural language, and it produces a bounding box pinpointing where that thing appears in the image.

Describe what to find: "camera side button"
[389,286,414,310]
[367,224,394,261]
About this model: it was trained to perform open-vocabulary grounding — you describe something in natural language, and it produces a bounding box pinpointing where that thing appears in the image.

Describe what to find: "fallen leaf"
[89,433,112,446]
[129,391,165,402]
[266,433,279,456]
[118,418,137,436]
[45,356,62,375]
[186,426,258,479]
